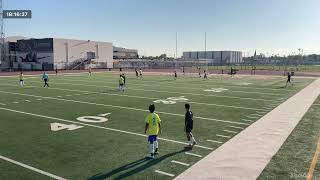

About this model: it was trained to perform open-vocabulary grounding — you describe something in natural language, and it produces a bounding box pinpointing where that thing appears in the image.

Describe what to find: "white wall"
[53,38,113,69]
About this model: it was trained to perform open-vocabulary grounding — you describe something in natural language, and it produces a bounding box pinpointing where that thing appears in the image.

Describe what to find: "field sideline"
[0,72,314,179]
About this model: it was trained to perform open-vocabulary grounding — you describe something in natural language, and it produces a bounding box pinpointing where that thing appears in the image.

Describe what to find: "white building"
[4,37,113,70]
[183,51,243,64]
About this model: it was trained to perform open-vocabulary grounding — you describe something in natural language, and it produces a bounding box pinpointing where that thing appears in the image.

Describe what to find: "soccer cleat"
[192,141,197,147]
[184,145,193,150]
[154,148,159,155]
[146,154,155,159]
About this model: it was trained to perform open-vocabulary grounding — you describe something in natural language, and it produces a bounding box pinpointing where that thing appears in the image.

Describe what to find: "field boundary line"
[0,90,249,126]
[306,137,320,180]
[0,107,212,150]
[0,155,67,180]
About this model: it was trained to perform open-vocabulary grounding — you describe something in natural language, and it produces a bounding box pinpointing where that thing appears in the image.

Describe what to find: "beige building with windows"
[3,37,113,71]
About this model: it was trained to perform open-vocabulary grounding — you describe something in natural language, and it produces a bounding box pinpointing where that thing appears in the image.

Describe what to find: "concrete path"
[175,78,320,180]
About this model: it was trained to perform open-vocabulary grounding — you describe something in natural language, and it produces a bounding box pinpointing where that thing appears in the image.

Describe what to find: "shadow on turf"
[87,149,187,180]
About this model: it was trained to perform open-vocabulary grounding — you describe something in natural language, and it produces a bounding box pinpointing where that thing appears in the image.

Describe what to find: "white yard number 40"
[50,113,111,132]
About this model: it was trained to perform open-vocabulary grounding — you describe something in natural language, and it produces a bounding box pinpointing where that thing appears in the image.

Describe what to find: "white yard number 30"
[153,96,189,105]
[50,113,111,132]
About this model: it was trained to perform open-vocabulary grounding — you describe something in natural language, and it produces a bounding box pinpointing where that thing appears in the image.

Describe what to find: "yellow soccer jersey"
[145,113,161,135]
[19,74,23,80]
[119,77,124,84]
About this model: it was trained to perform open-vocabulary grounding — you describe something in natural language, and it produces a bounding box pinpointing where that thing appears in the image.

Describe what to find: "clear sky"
[3,0,320,57]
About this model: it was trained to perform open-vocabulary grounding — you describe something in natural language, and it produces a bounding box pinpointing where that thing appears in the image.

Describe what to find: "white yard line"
[313,103,320,106]
[26,81,275,102]
[0,107,212,150]
[229,126,245,130]
[155,170,175,177]
[0,155,67,180]
[223,130,238,134]
[171,160,190,166]
[206,140,223,144]
[185,152,202,157]
[13,101,19,104]
[25,100,31,102]
[59,76,295,92]
[216,134,231,138]
[0,82,268,111]
[58,79,277,96]
[0,90,249,126]
[0,102,6,105]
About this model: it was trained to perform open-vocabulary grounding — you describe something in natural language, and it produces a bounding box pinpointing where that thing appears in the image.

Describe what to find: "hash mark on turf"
[25,100,31,102]
[171,160,190,166]
[13,102,19,104]
[36,99,42,101]
[0,103,6,106]
[216,134,231,138]
[229,125,244,130]
[155,170,175,177]
[185,152,202,157]
[207,140,223,144]
[242,119,253,122]
[223,129,238,134]
[246,116,259,119]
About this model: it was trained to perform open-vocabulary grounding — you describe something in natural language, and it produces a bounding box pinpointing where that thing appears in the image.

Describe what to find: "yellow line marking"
[306,137,320,180]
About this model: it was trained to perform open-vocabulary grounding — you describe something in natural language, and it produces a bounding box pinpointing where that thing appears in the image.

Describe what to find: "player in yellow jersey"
[144,104,161,159]
[19,72,24,87]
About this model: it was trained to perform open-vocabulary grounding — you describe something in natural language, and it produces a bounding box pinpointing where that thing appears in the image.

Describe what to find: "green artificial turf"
[0,72,313,179]
[258,96,320,180]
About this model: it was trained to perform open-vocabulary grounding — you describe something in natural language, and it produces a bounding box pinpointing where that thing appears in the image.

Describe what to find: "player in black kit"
[285,72,293,87]
[184,104,197,149]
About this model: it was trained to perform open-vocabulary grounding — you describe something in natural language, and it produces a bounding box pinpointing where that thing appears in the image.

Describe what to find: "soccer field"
[0,72,314,180]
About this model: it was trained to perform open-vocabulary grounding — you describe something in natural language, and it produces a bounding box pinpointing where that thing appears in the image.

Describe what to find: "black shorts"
[287,79,291,82]
[20,80,23,82]
[44,79,48,83]
[119,83,124,86]
[186,125,193,133]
